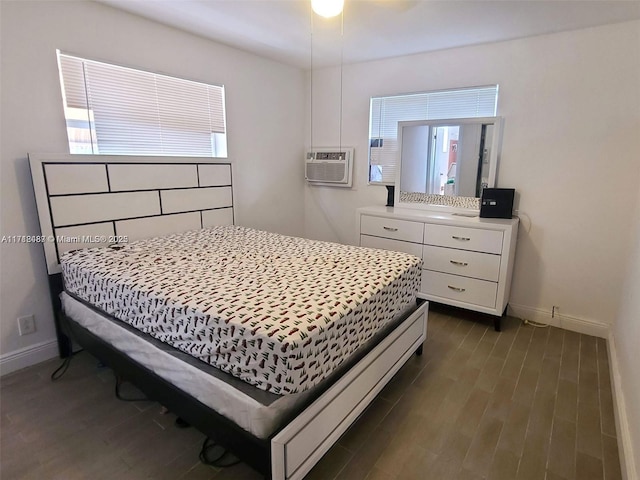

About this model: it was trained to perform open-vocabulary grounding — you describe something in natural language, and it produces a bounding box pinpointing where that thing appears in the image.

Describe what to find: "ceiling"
[100,0,640,68]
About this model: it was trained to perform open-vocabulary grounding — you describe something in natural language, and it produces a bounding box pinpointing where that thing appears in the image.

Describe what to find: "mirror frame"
[394,116,503,213]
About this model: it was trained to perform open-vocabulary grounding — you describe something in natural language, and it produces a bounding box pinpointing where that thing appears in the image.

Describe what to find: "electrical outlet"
[18,315,36,336]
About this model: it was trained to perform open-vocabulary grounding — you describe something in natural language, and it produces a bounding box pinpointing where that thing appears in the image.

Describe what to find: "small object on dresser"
[480,188,515,219]
[385,185,395,207]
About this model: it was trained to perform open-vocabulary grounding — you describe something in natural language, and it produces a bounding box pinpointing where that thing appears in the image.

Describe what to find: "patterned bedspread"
[61,226,422,394]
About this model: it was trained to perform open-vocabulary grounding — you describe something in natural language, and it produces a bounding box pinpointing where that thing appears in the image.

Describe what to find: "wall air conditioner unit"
[305,147,354,188]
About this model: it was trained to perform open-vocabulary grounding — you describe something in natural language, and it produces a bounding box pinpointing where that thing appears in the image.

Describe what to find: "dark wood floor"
[1,306,622,480]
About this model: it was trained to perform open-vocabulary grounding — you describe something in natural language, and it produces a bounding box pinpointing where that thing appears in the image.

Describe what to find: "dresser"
[358,206,518,331]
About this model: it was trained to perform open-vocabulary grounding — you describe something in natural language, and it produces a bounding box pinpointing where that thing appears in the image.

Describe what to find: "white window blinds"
[57,52,227,157]
[368,85,498,184]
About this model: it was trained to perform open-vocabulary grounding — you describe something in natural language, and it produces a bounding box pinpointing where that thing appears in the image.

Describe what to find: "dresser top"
[358,205,519,229]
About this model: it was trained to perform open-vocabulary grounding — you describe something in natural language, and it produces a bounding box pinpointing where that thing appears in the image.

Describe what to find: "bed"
[29,154,429,479]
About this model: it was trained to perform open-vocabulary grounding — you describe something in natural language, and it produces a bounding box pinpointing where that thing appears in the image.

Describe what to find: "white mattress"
[60,226,422,394]
[61,292,312,439]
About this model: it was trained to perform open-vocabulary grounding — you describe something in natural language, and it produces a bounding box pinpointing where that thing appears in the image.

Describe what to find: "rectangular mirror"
[395,117,503,212]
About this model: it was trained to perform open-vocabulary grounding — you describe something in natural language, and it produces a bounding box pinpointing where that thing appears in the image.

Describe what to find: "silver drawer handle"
[448,285,466,292]
[383,226,398,232]
[452,236,471,241]
[450,260,469,267]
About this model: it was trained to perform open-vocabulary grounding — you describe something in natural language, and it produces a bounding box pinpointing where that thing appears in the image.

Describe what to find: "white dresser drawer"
[361,234,423,258]
[422,245,500,282]
[361,215,424,243]
[424,224,503,254]
[421,270,497,309]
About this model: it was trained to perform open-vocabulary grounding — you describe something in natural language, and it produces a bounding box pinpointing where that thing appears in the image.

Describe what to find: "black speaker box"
[480,188,515,219]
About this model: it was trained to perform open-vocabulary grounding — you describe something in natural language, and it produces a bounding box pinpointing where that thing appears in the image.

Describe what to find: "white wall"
[0,1,305,372]
[613,181,640,480]
[305,20,640,331]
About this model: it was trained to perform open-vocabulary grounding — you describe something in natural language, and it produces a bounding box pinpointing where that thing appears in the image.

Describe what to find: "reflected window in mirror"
[368,85,498,185]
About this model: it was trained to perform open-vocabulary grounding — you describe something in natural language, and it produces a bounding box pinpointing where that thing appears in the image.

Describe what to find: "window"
[57,51,227,157]
[368,85,498,184]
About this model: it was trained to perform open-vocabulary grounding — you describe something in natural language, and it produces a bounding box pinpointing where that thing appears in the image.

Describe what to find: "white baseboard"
[608,333,638,480]
[507,303,610,338]
[0,339,59,377]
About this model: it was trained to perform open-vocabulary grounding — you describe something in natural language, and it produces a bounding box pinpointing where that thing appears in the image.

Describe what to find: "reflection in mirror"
[396,117,502,211]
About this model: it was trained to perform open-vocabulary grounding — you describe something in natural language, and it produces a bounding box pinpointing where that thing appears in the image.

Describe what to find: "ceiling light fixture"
[311,0,344,18]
